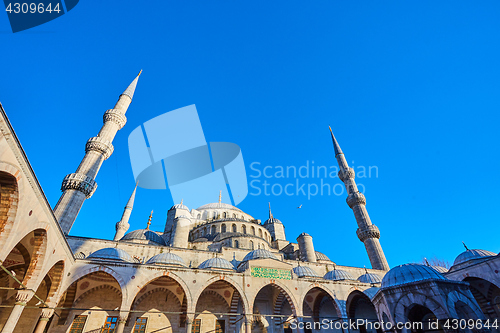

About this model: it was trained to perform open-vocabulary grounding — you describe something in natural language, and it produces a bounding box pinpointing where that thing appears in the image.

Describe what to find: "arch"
[463,276,500,319]
[242,225,247,234]
[253,281,299,316]
[211,225,216,234]
[223,212,227,218]
[346,290,380,333]
[406,304,441,333]
[301,286,343,320]
[251,226,255,235]
[232,224,237,233]
[128,270,192,313]
[446,289,485,321]
[74,284,122,306]
[134,287,181,309]
[221,224,227,233]
[193,276,249,315]
[0,170,19,246]
[391,291,448,325]
[249,240,254,250]
[43,260,65,305]
[259,229,263,238]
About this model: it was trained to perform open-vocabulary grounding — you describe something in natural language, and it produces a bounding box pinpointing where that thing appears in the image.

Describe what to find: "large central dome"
[196,202,243,212]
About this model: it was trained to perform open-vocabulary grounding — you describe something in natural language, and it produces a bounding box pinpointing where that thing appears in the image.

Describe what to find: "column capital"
[40,308,54,319]
[15,290,34,305]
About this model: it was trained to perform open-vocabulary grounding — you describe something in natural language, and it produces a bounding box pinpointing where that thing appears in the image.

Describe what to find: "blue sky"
[1,1,499,269]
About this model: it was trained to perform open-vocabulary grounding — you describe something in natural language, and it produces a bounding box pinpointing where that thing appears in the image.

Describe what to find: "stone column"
[114,313,128,333]
[245,315,252,333]
[295,317,305,333]
[186,313,195,333]
[33,308,54,333]
[1,290,34,333]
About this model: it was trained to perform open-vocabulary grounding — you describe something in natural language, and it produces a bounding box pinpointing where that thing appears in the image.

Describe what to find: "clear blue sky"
[1,1,499,269]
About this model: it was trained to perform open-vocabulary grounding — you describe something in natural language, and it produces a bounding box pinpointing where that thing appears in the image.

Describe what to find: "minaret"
[114,184,138,241]
[54,71,142,234]
[329,127,389,270]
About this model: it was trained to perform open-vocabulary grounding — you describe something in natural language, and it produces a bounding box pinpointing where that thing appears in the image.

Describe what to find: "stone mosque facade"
[0,73,498,333]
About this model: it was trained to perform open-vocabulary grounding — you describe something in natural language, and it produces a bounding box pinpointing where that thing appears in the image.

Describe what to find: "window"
[251,226,255,235]
[249,240,254,250]
[133,317,148,333]
[223,212,227,218]
[101,316,118,333]
[192,319,201,333]
[241,215,245,220]
[232,224,237,233]
[235,240,239,248]
[216,319,225,333]
[211,225,216,234]
[204,227,207,235]
[198,214,201,219]
[242,225,246,234]
[259,229,263,238]
[69,315,87,333]
[221,224,226,233]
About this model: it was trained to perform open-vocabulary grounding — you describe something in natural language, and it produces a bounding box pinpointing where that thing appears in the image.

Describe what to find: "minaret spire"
[329,128,389,270]
[113,183,138,241]
[268,202,273,218]
[54,72,142,234]
[146,210,153,230]
[218,190,222,203]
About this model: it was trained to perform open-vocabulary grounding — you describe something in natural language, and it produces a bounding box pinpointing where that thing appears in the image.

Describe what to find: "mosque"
[0,73,498,333]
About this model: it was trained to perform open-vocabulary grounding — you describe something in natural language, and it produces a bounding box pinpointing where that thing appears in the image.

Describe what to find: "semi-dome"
[197,202,243,212]
[382,264,446,288]
[431,265,449,274]
[242,249,278,262]
[146,253,187,266]
[324,269,355,281]
[316,251,331,261]
[88,248,133,263]
[293,266,320,278]
[198,258,235,270]
[358,272,382,284]
[453,249,496,266]
[121,229,166,246]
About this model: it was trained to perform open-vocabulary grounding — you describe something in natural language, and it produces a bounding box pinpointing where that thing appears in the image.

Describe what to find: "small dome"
[298,232,311,237]
[431,265,449,274]
[170,203,189,211]
[121,229,166,246]
[242,249,278,262]
[358,272,382,284]
[293,266,320,278]
[264,216,282,225]
[146,253,186,266]
[198,258,235,270]
[88,248,133,262]
[382,264,446,288]
[197,202,243,212]
[324,269,355,281]
[315,251,331,261]
[453,249,496,266]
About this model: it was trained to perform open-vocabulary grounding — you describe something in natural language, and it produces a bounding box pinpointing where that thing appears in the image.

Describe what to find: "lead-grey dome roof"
[88,248,133,262]
[358,272,382,284]
[324,269,355,281]
[198,258,235,270]
[293,266,320,278]
[264,216,282,225]
[431,265,449,274]
[146,253,187,266]
[170,203,189,211]
[453,249,496,266]
[316,251,331,261]
[197,202,243,212]
[121,229,166,246]
[242,249,278,262]
[382,264,446,288]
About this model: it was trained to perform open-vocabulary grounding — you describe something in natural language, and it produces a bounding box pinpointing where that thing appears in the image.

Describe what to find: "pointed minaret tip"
[146,210,153,230]
[121,71,142,100]
[462,241,469,251]
[219,190,222,204]
[268,202,273,218]
[328,126,344,157]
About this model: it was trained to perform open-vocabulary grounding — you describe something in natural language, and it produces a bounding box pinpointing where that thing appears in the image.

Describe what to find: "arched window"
[235,240,239,248]
[233,213,236,218]
[221,224,226,233]
[223,212,227,218]
[258,243,261,249]
[211,225,216,234]
[259,229,263,238]
[204,227,207,235]
[197,214,201,219]
[251,226,255,235]
[250,240,254,250]
[242,225,247,234]
[232,224,237,233]
[261,243,265,249]
[241,215,245,220]
[214,211,218,218]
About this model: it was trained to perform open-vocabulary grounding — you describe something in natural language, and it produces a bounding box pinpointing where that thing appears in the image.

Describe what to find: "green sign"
[251,267,292,280]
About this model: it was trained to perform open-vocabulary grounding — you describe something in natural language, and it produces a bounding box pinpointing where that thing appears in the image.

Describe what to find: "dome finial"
[424,257,430,266]
[269,202,273,218]
[146,210,153,230]
[219,190,222,204]
[462,241,469,251]
[180,199,183,205]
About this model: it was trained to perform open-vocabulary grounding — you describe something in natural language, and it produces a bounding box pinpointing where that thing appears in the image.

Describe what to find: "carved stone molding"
[338,168,355,182]
[15,290,34,305]
[61,173,97,198]
[103,109,127,129]
[346,192,366,208]
[85,136,114,160]
[40,308,54,319]
[356,225,381,242]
